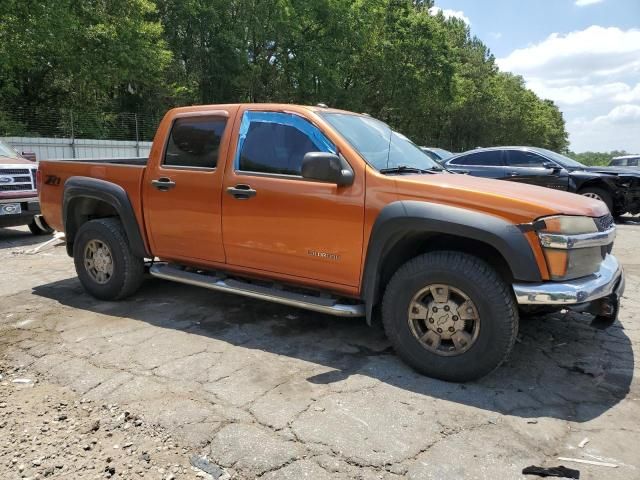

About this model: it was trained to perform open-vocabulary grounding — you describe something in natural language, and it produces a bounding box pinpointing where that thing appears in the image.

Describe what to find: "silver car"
[610,155,640,168]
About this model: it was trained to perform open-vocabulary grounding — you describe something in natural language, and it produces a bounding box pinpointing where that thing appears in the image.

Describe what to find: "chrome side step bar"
[149,264,365,317]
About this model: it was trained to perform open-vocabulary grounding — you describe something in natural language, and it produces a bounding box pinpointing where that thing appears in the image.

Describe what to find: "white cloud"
[497,26,640,81]
[496,26,640,152]
[593,104,640,124]
[570,105,640,152]
[489,32,503,40]
[428,6,470,25]
[614,83,640,103]
[575,0,604,6]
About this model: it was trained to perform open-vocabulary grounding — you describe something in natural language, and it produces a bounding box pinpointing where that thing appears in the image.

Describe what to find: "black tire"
[73,218,144,300]
[28,218,54,235]
[579,187,613,213]
[382,251,518,382]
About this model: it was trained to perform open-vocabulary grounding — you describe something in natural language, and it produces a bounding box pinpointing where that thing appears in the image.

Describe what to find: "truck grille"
[0,166,37,193]
[595,214,614,232]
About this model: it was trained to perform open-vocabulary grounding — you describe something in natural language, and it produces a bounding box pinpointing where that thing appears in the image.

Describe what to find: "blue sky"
[432,0,640,153]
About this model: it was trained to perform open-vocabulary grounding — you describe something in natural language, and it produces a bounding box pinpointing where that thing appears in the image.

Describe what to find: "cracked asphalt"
[1,221,638,479]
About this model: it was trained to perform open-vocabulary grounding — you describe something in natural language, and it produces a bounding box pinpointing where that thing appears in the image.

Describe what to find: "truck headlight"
[537,215,613,281]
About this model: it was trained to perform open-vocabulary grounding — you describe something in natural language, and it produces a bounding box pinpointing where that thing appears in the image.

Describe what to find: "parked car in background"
[610,155,639,168]
[38,104,624,382]
[420,147,453,163]
[0,139,53,235]
[443,146,640,218]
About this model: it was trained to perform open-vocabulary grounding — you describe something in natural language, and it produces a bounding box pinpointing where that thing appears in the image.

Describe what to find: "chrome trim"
[0,164,37,192]
[538,227,615,249]
[0,197,38,204]
[0,164,36,170]
[149,264,365,317]
[513,254,624,305]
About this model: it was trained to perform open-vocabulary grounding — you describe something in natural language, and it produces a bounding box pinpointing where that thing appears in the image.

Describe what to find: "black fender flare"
[62,176,149,258]
[361,201,542,323]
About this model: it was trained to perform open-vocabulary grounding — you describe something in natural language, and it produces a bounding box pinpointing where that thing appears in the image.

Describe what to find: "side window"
[629,158,639,167]
[236,111,335,176]
[611,159,625,166]
[164,116,227,168]
[449,151,502,166]
[506,151,546,167]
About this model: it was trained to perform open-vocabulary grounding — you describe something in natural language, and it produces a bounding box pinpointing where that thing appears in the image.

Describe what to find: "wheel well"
[577,180,610,194]
[65,197,119,255]
[377,233,514,301]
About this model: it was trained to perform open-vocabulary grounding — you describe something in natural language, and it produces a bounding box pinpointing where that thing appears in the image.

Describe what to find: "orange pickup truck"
[38,104,625,381]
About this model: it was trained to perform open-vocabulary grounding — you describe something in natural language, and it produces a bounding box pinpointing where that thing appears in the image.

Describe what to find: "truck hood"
[0,154,34,165]
[393,172,609,223]
[569,165,640,176]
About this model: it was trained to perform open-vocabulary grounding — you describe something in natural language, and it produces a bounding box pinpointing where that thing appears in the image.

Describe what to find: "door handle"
[457,170,470,175]
[508,171,520,177]
[151,177,176,191]
[227,184,257,200]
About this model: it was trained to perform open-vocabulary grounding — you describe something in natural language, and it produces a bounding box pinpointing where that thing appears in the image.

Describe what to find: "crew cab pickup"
[38,104,625,382]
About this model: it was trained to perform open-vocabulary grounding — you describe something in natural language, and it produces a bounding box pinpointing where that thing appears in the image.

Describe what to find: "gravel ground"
[1,220,639,480]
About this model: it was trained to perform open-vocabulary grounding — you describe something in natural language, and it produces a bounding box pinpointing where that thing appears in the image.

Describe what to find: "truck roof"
[167,103,366,117]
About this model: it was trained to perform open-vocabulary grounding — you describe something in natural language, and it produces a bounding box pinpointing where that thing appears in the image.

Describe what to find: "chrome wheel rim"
[408,284,480,356]
[582,192,604,202]
[84,239,113,284]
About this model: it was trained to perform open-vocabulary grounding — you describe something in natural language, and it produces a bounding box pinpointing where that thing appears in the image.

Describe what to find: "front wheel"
[382,251,519,382]
[28,217,54,235]
[73,218,144,300]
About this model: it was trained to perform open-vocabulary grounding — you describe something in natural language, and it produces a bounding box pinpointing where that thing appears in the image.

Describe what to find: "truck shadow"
[0,227,53,250]
[32,276,634,422]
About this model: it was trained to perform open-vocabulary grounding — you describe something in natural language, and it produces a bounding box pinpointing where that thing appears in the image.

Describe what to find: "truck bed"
[38,157,148,236]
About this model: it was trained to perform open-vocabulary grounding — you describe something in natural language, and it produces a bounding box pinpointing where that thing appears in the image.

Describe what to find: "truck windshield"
[320,112,441,172]
[0,140,20,159]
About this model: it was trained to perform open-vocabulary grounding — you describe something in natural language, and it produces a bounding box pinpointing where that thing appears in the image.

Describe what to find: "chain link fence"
[0,107,163,160]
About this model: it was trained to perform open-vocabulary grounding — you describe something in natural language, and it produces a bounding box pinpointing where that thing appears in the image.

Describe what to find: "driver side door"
[221,109,365,287]
[504,149,569,191]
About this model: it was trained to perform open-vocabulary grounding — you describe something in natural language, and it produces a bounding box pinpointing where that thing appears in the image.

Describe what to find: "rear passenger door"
[504,150,569,191]
[446,151,506,178]
[144,111,233,264]
[221,109,365,287]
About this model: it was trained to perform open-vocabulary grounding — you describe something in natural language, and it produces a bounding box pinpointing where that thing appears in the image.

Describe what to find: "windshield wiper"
[379,165,432,175]
[379,165,445,175]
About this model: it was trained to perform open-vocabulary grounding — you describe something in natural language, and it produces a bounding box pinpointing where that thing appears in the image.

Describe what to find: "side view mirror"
[301,152,354,186]
[543,162,562,172]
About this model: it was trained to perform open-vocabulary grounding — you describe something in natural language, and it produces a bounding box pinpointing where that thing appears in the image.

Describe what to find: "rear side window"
[611,158,626,166]
[236,111,335,176]
[629,158,639,167]
[506,150,546,167]
[164,116,227,168]
[449,151,502,166]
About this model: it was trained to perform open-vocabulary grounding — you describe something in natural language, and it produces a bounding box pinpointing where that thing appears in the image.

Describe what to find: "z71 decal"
[44,175,61,186]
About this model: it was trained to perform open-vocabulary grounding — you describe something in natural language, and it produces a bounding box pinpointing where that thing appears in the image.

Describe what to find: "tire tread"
[74,217,144,300]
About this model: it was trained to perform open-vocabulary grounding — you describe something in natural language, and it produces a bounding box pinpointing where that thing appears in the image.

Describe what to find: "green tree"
[0,0,171,137]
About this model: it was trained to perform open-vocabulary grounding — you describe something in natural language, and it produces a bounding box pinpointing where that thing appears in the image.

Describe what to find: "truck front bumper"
[0,197,41,228]
[513,254,624,326]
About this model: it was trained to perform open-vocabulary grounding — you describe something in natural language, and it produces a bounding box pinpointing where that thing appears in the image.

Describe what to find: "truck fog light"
[543,246,603,281]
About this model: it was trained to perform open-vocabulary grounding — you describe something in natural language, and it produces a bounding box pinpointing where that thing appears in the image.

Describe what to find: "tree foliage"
[569,151,630,166]
[1,0,569,151]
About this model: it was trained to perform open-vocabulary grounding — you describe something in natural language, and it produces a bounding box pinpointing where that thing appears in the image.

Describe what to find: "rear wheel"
[73,218,144,300]
[579,187,613,213]
[28,217,54,235]
[382,251,518,382]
